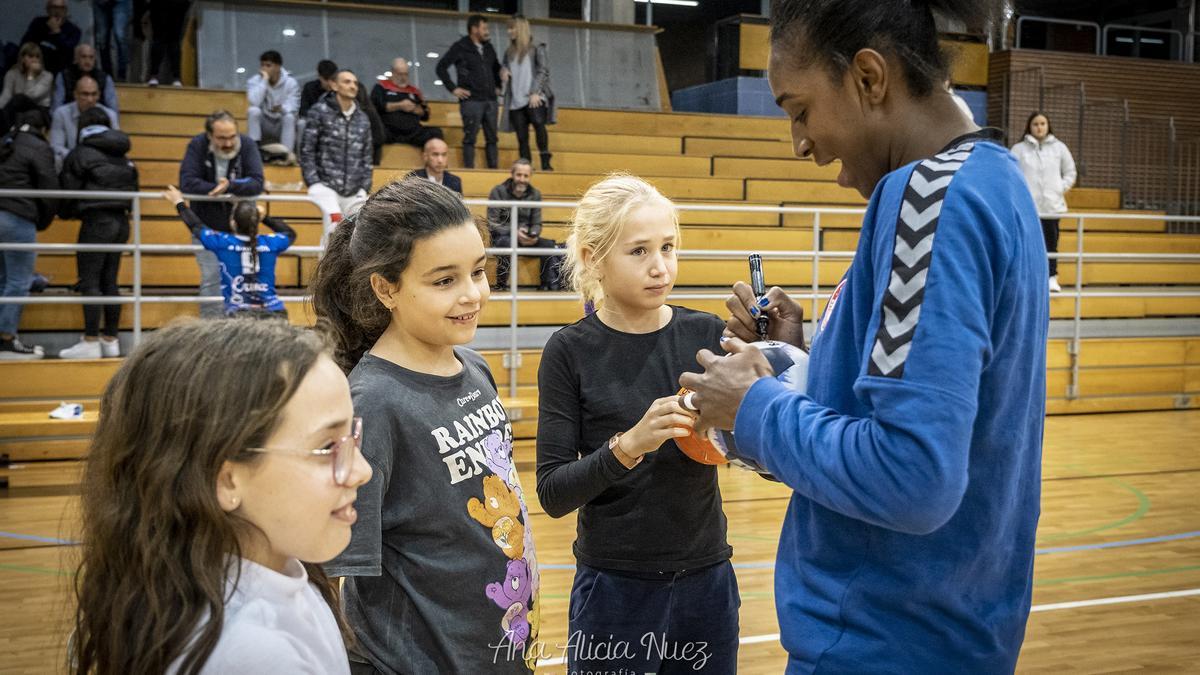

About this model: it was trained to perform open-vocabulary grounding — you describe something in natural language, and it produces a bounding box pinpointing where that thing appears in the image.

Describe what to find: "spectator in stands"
[50,75,120,170]
[92,0,132,81]
[20,0,82,75]
[501,15,555,171]
[436,14,502,169]
[0,108,58,360]
[58,106,138,359]
[146,0,191,87]
[371,57,443,149]
[247,50,301,163]
[52,43,119,111]
[409,137,461,195]
[300,69,372,222]
[1011,111,1077,293]
[0,43,54,112]
[353,76,385,167]
[164,185,296,319]
[300,59,337,119]
[179,110,265,318]
[487,158,562,290]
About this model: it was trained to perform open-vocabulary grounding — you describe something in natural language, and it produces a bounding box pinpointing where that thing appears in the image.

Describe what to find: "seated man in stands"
[178,110,265,318]
[487,158,563,290]
[300,59,337,122]
[49,75,118,170]
[370,58,443,149]
[409,137,461,195]
[246,50,301,164]
[299,69,372,222]
[51,43,117,111]
[20,0,82,75]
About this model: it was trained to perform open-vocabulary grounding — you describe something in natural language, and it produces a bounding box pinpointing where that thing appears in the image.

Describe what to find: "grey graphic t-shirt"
[326,348,539,674]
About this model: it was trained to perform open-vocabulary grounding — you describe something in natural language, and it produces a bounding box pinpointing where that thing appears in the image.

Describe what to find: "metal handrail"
[3,188,1200,401]
[0,188,332,342]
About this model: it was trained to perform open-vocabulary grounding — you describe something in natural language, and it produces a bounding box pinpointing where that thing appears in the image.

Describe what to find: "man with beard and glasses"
[179,110,264,318]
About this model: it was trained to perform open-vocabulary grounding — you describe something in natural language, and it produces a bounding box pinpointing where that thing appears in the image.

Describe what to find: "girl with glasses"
[71,318,372,674]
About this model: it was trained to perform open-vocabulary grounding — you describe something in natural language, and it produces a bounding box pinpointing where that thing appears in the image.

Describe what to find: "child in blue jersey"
[164,185,296,319]
[309,178,540,674]
[536,174,738,674]
[681,0,1046,673]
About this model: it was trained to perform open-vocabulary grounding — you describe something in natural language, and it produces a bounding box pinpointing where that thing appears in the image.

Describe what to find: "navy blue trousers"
[566,560,740,674]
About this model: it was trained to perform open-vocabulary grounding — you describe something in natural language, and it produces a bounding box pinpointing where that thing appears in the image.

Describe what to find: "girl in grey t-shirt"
[312,177,540,674]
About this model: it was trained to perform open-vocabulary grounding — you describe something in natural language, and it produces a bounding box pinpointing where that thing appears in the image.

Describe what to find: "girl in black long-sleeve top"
[536,174,739,674]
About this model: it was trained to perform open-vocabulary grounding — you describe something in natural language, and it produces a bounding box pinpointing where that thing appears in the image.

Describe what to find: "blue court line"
[1035,530,1200,555]
[0,531,78,545]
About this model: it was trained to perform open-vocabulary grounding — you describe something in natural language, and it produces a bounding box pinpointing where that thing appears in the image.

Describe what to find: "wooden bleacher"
[3,84,1199,489]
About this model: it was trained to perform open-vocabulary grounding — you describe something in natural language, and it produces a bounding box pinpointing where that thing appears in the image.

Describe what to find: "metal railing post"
[811,211,821,337]
[132,194,143,345]
[509,205,519,400]
[1067,216,1085,400]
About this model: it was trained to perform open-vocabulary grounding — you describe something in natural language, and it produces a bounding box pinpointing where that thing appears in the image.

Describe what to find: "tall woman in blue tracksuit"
[680,1,1047,673]
[164,185,296,319]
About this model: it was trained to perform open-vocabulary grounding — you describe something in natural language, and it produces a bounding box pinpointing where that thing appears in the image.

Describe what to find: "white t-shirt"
[173,557,350,674]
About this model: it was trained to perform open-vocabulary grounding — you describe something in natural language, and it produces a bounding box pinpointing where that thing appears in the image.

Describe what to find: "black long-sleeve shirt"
[535,306,732,573]
[435,36,501,100]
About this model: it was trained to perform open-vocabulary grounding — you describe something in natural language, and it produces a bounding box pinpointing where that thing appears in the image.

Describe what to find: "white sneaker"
[59,339,102,360]
[100,338,120,358]
[1049,275,1062,293]
[171,80,183,87]
[49,402,83,420]
[147,77,159,87]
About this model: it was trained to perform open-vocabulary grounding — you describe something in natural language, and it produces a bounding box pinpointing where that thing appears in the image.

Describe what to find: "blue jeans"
[192,237,223,318]
[0,210,37,336]
[567,560,740,674]
[93,0,132,80]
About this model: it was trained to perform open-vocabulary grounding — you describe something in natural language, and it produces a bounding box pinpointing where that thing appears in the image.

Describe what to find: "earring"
[231,496,240,508]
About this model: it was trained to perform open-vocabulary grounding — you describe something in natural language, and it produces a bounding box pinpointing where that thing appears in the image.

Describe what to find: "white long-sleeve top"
[246,68,301,117]
[171,557,350,674]
[1010,133,1077,215]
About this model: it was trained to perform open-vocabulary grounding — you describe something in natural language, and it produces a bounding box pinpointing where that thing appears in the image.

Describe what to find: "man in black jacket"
[178,110,265,318]
[0,108,58,359]
[299,59,337,119]
[58,106,137,358]
[486,158,562,290]
[436,14,502,169]
[20,0,82,75]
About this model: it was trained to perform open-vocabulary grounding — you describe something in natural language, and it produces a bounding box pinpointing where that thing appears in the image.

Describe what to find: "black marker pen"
[749,253,769,340]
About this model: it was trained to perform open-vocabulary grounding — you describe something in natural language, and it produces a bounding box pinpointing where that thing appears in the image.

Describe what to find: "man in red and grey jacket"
[370,58,443,150]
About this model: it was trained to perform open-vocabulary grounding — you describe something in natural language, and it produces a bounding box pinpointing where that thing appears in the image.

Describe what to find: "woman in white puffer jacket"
[1011,111,1077,292]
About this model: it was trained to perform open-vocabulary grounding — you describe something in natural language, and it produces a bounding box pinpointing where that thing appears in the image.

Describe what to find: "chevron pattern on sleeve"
[868,143,976,378]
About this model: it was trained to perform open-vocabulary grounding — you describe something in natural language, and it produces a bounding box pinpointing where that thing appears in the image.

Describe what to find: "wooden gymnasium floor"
[2,409,1198,673]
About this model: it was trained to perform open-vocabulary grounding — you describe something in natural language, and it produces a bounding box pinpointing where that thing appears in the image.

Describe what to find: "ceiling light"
[282,28,296,37]
[426,52,439,58]
[634,0,699,6]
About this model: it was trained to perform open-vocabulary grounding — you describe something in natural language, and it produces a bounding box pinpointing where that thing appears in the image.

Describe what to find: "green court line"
[1034,564,1200,587]
[1036,475,1151,544]
[0,563,70,577]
